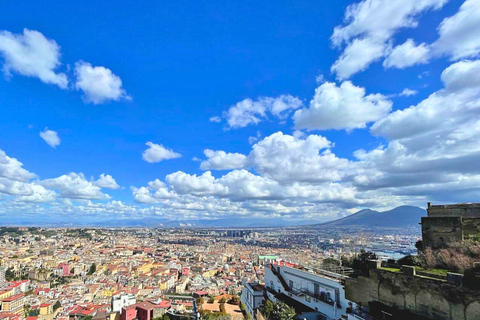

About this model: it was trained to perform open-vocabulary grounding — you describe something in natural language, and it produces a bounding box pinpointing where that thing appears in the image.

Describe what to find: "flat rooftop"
[248,283,264,292]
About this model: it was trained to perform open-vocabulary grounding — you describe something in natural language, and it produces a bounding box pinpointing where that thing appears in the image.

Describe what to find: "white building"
[0,267,6,284]
[265,264,364,320]
[111,292,136,313]
[241,282,264,319]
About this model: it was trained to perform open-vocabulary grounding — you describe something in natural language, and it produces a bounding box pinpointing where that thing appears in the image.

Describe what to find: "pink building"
[58,263,70,277]
[181,267,190,276]
[120,305,136,320]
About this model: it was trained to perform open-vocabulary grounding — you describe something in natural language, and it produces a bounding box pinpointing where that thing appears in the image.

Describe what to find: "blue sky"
[1,0,479,224]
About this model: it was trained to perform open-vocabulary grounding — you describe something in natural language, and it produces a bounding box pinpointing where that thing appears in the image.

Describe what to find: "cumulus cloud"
[39,128,61,148]
[0,149,36,182]
[353,59,480,199]
[0,29,68,88]
[15,184,56,203]
[247,132,348,183]
[93,174,120,189]
[74,61,130,104]
[330,0,447,79]
[384,39,430,69]
[432,0,480,60]
[142,142,181,163]
[200,149,247,170]
[163,169,357,202]
[217,94,302,129]
[382,0,480,70]
[371,59,480,141]
[40,172,110,200]
[293,81,392,131]
[0,178,35,196]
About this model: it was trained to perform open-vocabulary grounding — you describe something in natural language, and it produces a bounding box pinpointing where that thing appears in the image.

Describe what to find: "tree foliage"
[87,263,96,275]
[260,300,296,320]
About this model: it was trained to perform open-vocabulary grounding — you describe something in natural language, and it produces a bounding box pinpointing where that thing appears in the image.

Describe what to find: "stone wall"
[462,218,480,241]
[428,203,480,218]
[422,217,463,248]
[345,269,480,320]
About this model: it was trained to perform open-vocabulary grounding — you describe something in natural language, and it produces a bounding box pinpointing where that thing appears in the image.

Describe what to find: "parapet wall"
[428,203,480,218]
[345,268,480,320]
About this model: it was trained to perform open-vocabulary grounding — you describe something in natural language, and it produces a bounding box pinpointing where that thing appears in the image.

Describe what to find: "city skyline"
[1,0,480,224]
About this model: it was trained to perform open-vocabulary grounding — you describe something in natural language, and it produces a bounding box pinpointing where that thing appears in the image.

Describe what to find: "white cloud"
[381,0,480,70]
[371,59,480,141]
[331,37,387,80]
[209,116,222,123]
[40,172,110,200]
[142,142,181,163]
[164,169,357,202]
[219,94,302,129]
[94,174,120,189]
[356,59,480,198]
[331,0,448,79]
[39,128,61,148]
[441,59,480,92]
[247,132,348,183]
[0,178,34,196]
[399,88,418,97]
[0,29,68,88]
[432,0,480,60]
[0,149,36,182]
[166,171,227,196]
[384,39,430,69]
[15,184,56,203]
[200,149,247,170]
[293,81,392,131]
[74,61,130,104]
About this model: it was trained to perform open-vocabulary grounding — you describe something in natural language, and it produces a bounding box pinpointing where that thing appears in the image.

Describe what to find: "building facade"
[422,203,480,248]
[112,293,136,313]
[1,293,25,317]
[240,282,264,319]
[264,264,360,320]
[0,267,5,284]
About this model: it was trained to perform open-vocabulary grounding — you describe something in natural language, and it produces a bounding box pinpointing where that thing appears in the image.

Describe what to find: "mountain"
[318,205,426,228]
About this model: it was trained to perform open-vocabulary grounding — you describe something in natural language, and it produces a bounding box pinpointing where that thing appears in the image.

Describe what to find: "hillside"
[319,205,426,228]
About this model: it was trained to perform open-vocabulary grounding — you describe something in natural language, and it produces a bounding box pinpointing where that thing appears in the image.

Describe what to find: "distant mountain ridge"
[318,205,426,227]
[0,206,425,228]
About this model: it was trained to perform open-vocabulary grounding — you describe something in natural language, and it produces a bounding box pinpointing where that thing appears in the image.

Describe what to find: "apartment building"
[240,282,264,319]
[1,293,25,317]
[111,293,136,313]
[264,264,362,320]
[0,267,5,284]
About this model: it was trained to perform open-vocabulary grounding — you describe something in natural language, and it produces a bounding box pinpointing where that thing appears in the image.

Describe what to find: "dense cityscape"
[0,223,420,320]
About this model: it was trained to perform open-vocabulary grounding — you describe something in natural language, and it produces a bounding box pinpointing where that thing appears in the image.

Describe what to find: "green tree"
[5,267,15,281]
[260,300,295,320]
[53,301,61,311]
[87,263,96,275]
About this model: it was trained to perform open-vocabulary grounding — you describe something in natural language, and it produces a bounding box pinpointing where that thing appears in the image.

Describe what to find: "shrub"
[397,255,421,267]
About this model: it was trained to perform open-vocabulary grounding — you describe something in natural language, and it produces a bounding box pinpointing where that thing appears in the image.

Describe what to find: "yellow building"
[0,289,13,300]
[40,303,53,315]
[1,293,25,316]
